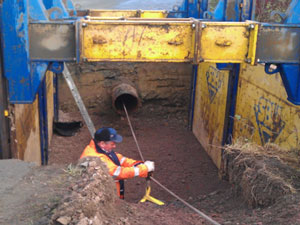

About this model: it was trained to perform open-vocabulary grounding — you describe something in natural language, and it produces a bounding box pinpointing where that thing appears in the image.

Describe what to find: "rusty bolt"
[249,24,255,29]
[245,58,251,63]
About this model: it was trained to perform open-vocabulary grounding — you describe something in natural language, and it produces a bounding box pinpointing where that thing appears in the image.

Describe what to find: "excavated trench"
[49,104,300,225]
[49,104,231,224]
[47,61,300,225]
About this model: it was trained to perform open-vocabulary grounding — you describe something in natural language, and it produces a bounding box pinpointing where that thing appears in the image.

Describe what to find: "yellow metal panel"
[85,10,139,18]
[14,95,41,165]
[140,11,167,18]
[80,20,259,63]
[82,10,168,18]
[233,64,300,151]
[199,22,250,63]
[192,63,230,169]
[46,71,54,146]
[247,23,259,65]
[82,21,195,62]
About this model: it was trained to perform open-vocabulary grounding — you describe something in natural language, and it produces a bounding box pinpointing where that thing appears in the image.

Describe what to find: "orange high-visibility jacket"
[80,140,149,196]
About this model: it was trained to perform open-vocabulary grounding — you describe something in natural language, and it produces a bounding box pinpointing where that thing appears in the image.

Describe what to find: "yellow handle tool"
[140,179,164,205]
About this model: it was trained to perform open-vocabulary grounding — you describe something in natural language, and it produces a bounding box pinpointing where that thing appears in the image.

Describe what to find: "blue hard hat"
[94,127,123,143]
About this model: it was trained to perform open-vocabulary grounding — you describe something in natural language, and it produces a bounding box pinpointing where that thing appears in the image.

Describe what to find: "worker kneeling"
[80,127,154,199]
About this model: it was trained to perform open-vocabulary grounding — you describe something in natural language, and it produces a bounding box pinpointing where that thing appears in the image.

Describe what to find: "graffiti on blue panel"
[205,66,224,103]
[254,97,286,145]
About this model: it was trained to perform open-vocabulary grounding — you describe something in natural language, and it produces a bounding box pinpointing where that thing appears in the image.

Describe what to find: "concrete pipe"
[112,83,141,115]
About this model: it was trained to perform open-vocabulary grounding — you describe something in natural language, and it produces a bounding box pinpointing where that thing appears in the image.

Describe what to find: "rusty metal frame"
[28,19,300,65]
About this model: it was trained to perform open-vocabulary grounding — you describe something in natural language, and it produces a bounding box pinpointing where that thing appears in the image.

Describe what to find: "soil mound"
[51,157,131,225]
[222,141,300,208]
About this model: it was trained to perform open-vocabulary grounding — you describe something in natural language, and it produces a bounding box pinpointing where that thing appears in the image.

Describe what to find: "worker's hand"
[144,160,155,172]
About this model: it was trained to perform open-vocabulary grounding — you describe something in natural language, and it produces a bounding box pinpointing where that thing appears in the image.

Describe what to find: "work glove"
[144,160,155,172]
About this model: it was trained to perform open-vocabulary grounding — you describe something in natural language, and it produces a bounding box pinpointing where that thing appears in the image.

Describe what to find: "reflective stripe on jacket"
[80,140,149,180]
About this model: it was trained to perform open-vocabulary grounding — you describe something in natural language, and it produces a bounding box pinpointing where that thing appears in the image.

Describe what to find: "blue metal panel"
[29,0,49,20]
[29,0,50,106]
[240,0,253,21]
[188,65,198,130]
[65,0,76,12]
[285,0,300,24]
[203,0,227,21]
[282,0,300,105]
[213,0,226,21]
[1,0,32,103]
[199,0,209,19]
[187,0,200,18]
[38,77,49,165]
[168,1,188,18]
[43,0,53,9]
[203,0,253,22]
[52,0,69,18]
[168,0,207,19]
[43,0,76,16]
[0,0,50,103]
[267,0,300,105]
[53,73,59,122]
[222,64,240,145]
[278,64,300,105]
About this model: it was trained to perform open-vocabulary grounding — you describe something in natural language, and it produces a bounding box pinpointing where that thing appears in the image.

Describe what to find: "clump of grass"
[222,139,300,208]
[63,164,83,177]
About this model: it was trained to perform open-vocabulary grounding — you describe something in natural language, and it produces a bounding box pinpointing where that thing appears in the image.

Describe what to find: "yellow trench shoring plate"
[140,185,164,205]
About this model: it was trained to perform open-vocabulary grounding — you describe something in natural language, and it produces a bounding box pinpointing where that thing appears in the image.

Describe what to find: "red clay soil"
[49,106,300,225]
[49,107,230,224]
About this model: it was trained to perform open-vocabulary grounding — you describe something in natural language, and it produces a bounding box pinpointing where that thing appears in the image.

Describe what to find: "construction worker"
[80,127,155,199]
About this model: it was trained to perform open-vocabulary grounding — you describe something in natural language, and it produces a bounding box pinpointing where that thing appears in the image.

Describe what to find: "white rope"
[122,103,145,162]
[122,103,221,225]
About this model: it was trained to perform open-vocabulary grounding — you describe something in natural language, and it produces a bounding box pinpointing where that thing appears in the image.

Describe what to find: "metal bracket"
[49,62,64,73]
[265,63,280,75]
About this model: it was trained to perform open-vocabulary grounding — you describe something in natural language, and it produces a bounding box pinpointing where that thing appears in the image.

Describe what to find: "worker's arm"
[116,153,144,167]
[106,159,149,179]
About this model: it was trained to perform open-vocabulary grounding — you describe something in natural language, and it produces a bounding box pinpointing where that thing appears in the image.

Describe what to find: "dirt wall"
[59,62,193,116]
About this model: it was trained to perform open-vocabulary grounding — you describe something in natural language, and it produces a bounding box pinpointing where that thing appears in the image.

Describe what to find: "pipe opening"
[115,94,138,113]
[112,83,141,115]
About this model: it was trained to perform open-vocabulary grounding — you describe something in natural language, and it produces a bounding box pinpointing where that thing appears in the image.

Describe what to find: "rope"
[122,103,221,225]
[150,177,221,225]
[122,103,145,162]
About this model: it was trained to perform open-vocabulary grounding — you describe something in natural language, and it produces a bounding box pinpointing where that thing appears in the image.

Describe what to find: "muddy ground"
[2,105,300,224]
[47,103,300,225]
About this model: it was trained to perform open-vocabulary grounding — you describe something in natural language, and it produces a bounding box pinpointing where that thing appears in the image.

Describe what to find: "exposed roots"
[222,141,300,208]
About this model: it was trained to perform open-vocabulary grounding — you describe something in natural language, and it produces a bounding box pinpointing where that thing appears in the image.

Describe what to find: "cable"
[122,103,145,162]
[150,177,220,225]
[122,102,221,225]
